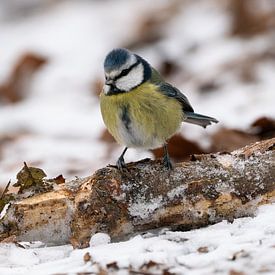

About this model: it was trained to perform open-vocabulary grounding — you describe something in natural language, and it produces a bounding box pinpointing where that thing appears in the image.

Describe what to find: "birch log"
[0,138,274,248]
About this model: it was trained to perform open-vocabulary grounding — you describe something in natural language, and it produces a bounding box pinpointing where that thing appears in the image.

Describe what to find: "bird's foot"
[163,154,173,170]
[116,156,127,171]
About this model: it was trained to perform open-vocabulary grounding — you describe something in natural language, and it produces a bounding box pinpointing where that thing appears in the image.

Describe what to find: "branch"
[0,138,274,248]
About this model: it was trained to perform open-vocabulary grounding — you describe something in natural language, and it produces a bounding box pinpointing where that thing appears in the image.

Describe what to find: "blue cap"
[104,48,130,72]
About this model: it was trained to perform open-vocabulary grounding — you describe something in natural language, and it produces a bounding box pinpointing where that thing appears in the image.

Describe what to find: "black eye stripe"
[113,60,141,81]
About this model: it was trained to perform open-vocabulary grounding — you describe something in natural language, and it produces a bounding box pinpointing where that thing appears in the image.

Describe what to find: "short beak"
[104,78,119,94]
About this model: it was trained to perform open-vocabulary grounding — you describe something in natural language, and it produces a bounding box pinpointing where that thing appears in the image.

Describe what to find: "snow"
[0,0,274,273]
[129,196,163,219]
[0,203,274,274]
[89,233,111,247]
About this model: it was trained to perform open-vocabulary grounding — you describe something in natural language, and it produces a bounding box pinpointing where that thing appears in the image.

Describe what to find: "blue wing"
[158,82,194,112]
[150,68,218,127]
[158,82,219,128]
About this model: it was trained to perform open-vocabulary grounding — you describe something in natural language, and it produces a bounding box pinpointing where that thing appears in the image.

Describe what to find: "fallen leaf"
[197,246,209,253]
[159,59,180,78]
[0,52,47,103]
[14,162,47,191]
[152,134,205,162]
[141,260,160,270]
[251,117,275,139]
[230,0,274,37]
[230,250,250,261]
[210,128,258,153]
[53,175,65,184]
[229,270,245,275]
[83,252,92,263]
[106,261,119,270]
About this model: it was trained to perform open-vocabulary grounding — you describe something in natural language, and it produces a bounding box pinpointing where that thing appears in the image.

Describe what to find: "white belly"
[118,119,164,149]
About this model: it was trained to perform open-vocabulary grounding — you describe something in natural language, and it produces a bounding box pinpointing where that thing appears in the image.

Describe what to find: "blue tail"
[184,112,218,128]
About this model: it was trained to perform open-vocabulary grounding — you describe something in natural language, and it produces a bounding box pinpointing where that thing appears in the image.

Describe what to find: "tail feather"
[184,112,218,128]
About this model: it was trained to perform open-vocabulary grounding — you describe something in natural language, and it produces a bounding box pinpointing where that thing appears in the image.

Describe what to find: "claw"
[163,144,173,170]
[116,155,126,171]
[115,147,128,172]
[163,154,173,170]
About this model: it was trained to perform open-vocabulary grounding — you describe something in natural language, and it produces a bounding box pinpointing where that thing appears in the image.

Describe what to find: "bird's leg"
[116,147,128,170]
[163,144,173,170]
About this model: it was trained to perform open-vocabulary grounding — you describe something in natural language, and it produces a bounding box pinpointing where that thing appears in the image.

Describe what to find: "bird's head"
[103,48,151,95]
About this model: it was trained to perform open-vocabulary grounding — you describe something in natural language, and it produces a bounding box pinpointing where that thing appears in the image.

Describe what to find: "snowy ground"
[0,204,275,274]
[0,0,274,274]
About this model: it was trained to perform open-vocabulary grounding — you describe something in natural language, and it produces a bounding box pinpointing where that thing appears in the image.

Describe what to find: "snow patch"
[89,233,111,247]
[167,185,187,200]
[216,154,234,168]
[129,197,163,219]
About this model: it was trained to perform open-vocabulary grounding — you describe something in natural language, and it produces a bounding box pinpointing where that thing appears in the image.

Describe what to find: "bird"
[100,48,218,170]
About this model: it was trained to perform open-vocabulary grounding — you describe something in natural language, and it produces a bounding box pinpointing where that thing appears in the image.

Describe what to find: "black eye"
[105,75,107,80]
[120,69,129,76]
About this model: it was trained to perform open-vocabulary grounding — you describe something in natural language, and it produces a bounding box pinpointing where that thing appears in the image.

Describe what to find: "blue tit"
[100,48,218,170]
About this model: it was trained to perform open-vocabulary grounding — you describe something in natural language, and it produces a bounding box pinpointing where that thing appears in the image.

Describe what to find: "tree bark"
[0,138,274,248]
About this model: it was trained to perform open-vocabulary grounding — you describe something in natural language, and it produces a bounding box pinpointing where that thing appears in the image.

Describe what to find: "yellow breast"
[100,82,183,149]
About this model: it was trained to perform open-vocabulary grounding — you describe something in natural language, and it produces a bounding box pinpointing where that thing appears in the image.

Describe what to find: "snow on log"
[0,138,274,248]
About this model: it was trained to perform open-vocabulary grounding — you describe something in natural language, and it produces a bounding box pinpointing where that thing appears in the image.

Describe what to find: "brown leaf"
[124,0,183,50]
[251,117,275,139]
[210,128,259,153]
[96,264,108,275]
[230,0,274,37]
[83,252,92,263]
[229,270,245,275]
[159,59,180,78]
[152,134,205,162]
[13,162,47,192]
[163,269,175,275]
[0,52,47,104]
[230,250,250,261]
[106,261,119,270]
[141,260,160,270]
[197,246,209,253]
[53,175,65,184]
[198,80,220,93]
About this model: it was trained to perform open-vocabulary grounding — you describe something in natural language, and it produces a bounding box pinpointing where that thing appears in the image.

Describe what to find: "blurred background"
[0,0,275,189]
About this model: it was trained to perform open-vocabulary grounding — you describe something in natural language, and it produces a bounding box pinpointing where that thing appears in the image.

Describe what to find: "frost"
[216,154,234,168]
[167,186,187,200]
[129,197,163,219]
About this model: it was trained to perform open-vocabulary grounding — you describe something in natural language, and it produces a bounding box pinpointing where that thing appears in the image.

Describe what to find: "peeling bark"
[0,138,274,248]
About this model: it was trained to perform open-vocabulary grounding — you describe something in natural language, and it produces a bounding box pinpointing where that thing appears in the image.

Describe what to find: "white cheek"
[116,63,144,91]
